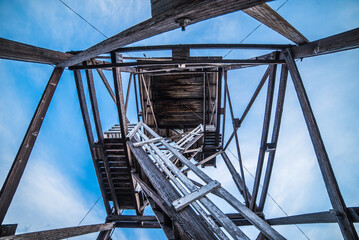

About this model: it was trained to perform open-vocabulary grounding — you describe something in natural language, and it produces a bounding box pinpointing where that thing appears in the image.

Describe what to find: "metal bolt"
[176,18,191,31]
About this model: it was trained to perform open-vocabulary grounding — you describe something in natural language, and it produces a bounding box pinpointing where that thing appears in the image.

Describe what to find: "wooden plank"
[73,70,111,214]
[0,67,64,224]
[172,180,221,211]
[58,0,269,67]
[284,48,358,240]
[243,3,309,45]
[0,37,72,65]
[291,27,359,58]
[0,223,115,240]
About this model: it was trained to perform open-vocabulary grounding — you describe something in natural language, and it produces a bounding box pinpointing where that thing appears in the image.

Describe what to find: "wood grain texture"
[284,48,358,240]
[243,3,309,45]
[0,223,114,240]
[58,0,268,67]
[291,27,359,58]
[0,38,72,65]
[0,68,64,224]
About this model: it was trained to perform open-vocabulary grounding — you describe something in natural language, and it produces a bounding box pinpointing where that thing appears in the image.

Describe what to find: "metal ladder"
[127,122,285,240]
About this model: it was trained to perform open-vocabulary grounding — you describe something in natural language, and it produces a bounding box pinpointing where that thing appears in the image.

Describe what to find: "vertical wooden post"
[221,70,227,147]
[258,64,288,211]
[250,59,278,211]
[111,52,138,213]
[73,70,111,214]
[283,48,358,240]
[215,68,223,147]
[0,67,64,224]
[133,74,141,122]
[84,66,121,214]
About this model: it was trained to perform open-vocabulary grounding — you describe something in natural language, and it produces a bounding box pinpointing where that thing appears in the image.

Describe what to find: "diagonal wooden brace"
[172,180,221,211]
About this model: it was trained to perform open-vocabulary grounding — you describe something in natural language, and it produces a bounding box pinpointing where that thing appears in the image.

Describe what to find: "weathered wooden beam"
[111,53,139,213]
[96,230,112,240]
[58,0,269,67]
[85,66,121,214]
[0,37,72,65]
[0,223,115,240]
[146,197,176,240]
[114,222,161,228]
[107,215,158,222]
[0,67,64,224]
[291,27,359,58]
[250,60,277,211]
[243,3,309,45]
[125,73,133,114]
[253,28,359,61]
[73,70,111,214]
[215,68,223,147]
[230,207,359,226]
[284,48,358,240]
[133,74,141,122]
[221,152,252,203]
[258,64,288,211]
[115,43,292,52]
[68,59,285,70]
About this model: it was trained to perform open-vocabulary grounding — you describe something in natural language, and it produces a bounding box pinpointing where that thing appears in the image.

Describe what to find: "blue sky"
[0,0,358,239]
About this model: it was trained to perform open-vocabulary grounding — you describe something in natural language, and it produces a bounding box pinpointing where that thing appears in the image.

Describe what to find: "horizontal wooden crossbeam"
[57,0,269,67]
[114,43,293,52]
[68,59,285,70]
[0,223,115,240]
[0,38,72,65]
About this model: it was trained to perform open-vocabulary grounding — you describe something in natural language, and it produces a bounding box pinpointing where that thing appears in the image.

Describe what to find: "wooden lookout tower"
[0,1,358,239]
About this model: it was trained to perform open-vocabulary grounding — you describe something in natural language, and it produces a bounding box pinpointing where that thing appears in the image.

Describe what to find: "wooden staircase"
[95,124,137,210]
